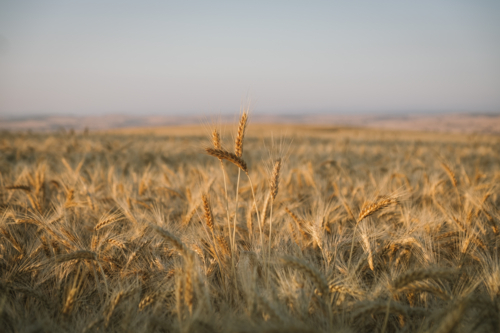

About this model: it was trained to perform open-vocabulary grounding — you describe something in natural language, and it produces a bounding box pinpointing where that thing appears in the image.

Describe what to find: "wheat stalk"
[268,158,282,277]
[352,300,417,319]
[392,268,456,291]
[257,295,287,323]
[4,185,31,192]
[105,291,123,326]
[211,127,234,263]
[261,192,270,226]
[154,226,186,253]
[281,256,328,296]
[246,203,254,237]
[55,250,98,263]
[433,301,466,333]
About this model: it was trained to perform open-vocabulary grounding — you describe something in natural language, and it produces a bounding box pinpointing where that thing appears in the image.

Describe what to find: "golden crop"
[0,119,499,332]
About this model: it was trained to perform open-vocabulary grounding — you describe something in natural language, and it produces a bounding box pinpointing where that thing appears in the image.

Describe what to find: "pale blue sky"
[0,0,499,116]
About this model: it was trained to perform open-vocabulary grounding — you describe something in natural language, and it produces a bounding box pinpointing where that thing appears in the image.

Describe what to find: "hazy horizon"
[2,109,500,121]
[1,1,499,117]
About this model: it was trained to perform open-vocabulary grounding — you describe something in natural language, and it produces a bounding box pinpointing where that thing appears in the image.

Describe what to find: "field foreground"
[0,124,499,332]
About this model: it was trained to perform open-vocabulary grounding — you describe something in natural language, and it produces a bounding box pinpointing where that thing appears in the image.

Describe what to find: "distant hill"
[1,112,499,134]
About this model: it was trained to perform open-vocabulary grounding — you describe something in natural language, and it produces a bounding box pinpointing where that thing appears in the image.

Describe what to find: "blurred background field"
[2,113,500,135]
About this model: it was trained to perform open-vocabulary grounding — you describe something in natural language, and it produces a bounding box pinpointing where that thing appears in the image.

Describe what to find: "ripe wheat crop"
[0,118,499,332]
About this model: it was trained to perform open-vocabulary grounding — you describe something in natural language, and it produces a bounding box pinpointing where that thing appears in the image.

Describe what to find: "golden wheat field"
[1,116,500,333]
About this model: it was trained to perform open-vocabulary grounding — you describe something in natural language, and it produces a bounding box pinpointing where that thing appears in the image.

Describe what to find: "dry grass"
[0,120,499,332]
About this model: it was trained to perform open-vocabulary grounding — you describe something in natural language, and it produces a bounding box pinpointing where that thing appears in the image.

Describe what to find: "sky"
[0,0,499,117]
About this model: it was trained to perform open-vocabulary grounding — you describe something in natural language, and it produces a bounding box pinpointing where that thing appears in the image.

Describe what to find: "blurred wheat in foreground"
[0,119,499,333]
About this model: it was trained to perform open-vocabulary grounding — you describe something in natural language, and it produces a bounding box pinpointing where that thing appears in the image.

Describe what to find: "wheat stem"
[212,129,233,249]
[231,168,241,277]
[220,161,233,257]
[245,174,263,248]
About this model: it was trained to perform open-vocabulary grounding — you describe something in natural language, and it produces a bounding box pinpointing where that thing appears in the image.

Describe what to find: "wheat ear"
[441,162,457,187]
[348,197,397,272]
[106,238,126,250]
[205,148,248,174]
[202,194,214,232]
[441,162,462,207]
[202,193,224,267]
[55,250,99,263]
[270,158,281,200]
[184,269,194,315]
[357,197,397,222]
[285,207,308,239]
[95,211,121,231]
[400,280,450,300]
[62,288,78,315]
[4,185,31,192]
[138,295,155,311]
[212,129,221,150]
[66,188,75,204]
[235,112,248,158]
[217,235,231,257]
[360,232,374,271]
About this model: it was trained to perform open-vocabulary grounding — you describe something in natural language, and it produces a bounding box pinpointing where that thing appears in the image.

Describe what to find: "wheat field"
[0,116,499,333]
